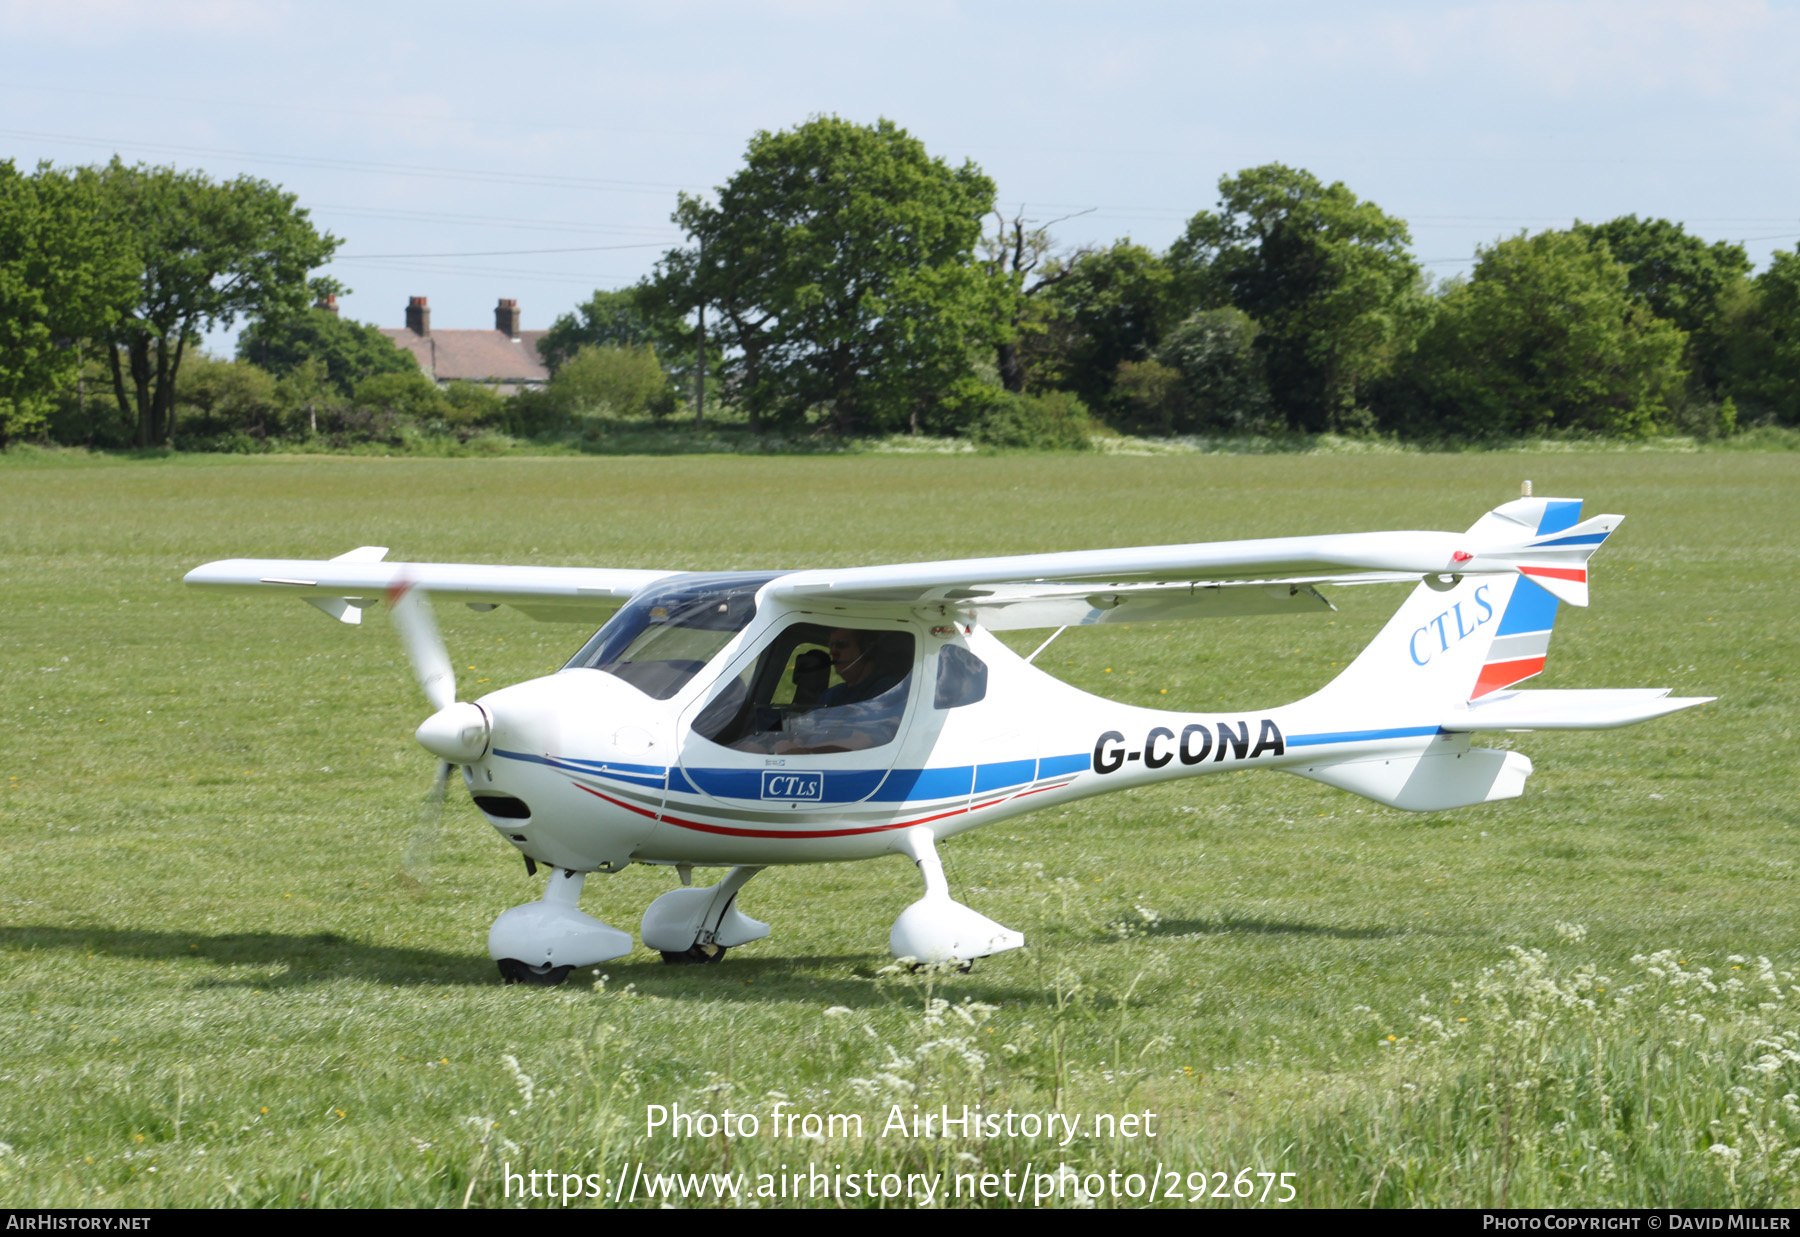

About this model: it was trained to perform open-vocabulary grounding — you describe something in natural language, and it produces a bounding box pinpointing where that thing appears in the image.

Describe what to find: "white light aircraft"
[185,489,1709,984]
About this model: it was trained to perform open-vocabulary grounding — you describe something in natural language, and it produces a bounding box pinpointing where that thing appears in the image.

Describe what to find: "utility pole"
[693,234,706,429]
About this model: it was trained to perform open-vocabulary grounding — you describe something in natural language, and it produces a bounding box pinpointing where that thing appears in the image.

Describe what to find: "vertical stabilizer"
[1305,498,1598,720]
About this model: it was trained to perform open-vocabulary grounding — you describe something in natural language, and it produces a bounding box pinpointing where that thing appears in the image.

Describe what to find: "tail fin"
[1287,494,1712,812]
[1305,496,1613,721]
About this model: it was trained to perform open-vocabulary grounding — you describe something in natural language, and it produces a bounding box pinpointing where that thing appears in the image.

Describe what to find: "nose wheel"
[487,867,633,986]
[496,958,575,986]
[660,943,728,965]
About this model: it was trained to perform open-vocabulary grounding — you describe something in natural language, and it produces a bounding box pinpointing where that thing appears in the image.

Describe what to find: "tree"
[1035,242,1175,415]
[545,344,676,419]
[981,208,1088,393]
[171,354,281,442]
[1396,230,1687,438]
[0,161,138,444]
[237,305,415,396]
[1717,249,1800,426]
[1152,307,1273,433]
[353,369,448,419]
[1571,215,1751,396]
[95,160,339,446]
[1170,164,1425,433]
[647,116,1000,435]
[538,288,663,373]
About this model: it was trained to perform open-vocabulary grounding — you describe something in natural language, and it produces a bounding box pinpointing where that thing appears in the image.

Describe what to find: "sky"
[3,0,1796,351]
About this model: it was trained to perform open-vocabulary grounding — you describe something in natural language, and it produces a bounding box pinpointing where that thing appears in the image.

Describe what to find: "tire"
[907,959,974,974]
[660,943,727,965]
[497,957,575,986]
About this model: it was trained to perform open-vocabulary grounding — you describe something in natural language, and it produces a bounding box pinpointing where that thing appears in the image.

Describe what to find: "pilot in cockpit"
[819,628,905,707]
[727,627,911,755]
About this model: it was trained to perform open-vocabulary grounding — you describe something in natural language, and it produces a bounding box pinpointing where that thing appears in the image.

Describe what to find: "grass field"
[1,451,1796,1208]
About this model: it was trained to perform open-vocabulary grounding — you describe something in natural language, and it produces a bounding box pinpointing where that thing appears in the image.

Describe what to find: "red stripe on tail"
[1472,656,1547,698]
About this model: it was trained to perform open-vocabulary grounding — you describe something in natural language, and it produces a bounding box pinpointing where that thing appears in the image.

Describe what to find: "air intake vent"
[473,794,531,819]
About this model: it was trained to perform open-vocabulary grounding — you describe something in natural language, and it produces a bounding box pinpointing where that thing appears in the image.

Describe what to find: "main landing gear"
[888,826,1024,967]
[640,866,770,965]
[488,866,633,985]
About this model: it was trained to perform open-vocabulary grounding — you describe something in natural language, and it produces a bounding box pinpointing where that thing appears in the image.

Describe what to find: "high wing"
[763,496,1620,630]
[184,496,1616,632]
[183,546,676,624]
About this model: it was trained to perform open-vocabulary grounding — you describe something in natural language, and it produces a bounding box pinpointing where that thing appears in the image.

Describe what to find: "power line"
[312,203,679,238]
[336,243,670,259]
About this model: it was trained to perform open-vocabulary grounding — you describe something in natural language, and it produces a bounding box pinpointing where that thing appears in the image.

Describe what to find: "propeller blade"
[403,759,453,883]
[387,580,456,713]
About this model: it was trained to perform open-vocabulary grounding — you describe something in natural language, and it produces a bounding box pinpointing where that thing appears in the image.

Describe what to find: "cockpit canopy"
[563,572,780,700]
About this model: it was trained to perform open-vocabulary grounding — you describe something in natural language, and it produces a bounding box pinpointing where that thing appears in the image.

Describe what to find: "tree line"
[0,158,338,447]
[4,119,1798,451]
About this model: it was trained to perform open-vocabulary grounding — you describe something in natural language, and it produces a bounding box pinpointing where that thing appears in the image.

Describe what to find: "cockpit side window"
[563,572,778,701]
[934,644,988,708]
[692,622,915,754]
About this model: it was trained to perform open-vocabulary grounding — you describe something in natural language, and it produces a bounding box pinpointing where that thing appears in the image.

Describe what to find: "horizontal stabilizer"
[1457,501,1622,607]
[1292,739,1533,812]
[1442,688,1712,732]
[1511,513,1622,606]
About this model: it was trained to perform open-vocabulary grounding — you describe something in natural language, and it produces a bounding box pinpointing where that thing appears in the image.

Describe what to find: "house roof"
[380,328,551,384]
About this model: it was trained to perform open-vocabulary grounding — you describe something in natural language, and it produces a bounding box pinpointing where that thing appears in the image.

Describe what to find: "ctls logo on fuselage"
[1410,583,1494,666]
[761,770,824,801]
[1093,719,1285,775]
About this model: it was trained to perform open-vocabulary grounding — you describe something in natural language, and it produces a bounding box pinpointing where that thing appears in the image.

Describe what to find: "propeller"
[388,579,455,713]
[386,579,491,881]
[388,580,491,763]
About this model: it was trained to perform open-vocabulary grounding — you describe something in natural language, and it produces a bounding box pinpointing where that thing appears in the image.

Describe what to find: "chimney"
[315,293,339,315]
[405,296,431,337]
[495,297,521,339]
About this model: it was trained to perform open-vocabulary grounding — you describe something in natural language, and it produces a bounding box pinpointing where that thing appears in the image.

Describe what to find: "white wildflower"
[501,1054,535,1108]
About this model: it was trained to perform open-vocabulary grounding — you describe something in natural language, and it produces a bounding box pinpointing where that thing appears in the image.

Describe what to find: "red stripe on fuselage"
[1471,655,1547,698]
[1518,565,1586,582]
[574,783,1024,839]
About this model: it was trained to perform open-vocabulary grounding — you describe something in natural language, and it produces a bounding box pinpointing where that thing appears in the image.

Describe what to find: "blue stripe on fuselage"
[493,749,1095,804]
[1286,726,1444,747]
[974,759,1037,794]
[1040,752,1092,777]
[492,749,668,789]
[870,765,974,802]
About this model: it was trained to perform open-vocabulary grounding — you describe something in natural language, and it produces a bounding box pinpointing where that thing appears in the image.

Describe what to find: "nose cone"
[416,701,491,763]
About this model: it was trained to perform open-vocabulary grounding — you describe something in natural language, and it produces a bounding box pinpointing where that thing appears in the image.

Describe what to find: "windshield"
[563,572,780,700]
